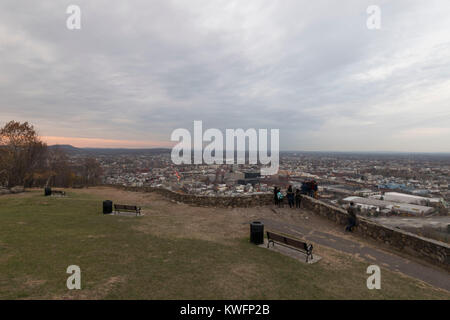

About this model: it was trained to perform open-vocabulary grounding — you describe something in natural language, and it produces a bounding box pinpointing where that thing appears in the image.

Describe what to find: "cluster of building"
[96,152,268,196]
[277,153,449,216]
[66,149,449,215]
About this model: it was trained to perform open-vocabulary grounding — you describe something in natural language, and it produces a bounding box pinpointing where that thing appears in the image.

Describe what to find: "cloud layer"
[1,0,449,151]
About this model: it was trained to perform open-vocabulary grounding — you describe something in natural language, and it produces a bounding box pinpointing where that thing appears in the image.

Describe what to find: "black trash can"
[44,187,52,196]
[250,221,264,245]
[103,200,113,214]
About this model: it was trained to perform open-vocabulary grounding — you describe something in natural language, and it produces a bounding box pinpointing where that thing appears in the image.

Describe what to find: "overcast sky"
[1,0,449,151]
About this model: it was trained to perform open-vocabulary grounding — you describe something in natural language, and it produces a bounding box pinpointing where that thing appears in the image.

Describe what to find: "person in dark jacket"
[301,181,308,195]
[345,202,358,232]
[312,180,318,198]
[273,187,279,206]
[287,185,295,208]
[295,189,302,208]
[304,181,314,197]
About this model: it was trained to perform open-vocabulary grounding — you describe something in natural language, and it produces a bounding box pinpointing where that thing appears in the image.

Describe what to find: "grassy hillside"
[0,189,448,299]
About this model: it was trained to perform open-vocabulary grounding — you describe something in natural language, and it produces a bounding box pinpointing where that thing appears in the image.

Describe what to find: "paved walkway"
[257,216,450,292]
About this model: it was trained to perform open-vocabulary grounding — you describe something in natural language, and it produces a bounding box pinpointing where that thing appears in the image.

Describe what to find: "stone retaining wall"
[116,185,274,208]
[300,195,450,271]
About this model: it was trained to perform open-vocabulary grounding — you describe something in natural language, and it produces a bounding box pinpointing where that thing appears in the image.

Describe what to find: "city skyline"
[1,1,450,152]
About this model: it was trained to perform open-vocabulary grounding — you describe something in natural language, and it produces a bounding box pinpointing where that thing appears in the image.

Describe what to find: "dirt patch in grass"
[94,276,127,299]
[313,245,360,270]
[24,278,47,288]
[52,187,353,240]
[0,190,36,199]
[212,263,263,299]
[76,188,330,244]
[86,234,107,239]
[51,276,127,300]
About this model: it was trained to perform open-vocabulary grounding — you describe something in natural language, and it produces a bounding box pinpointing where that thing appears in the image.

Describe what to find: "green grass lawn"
[0,190,449,299]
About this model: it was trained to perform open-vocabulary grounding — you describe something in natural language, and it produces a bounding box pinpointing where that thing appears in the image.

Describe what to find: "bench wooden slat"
[113,204,141,216]
[266,231,313,262]
[115,205,137,210]
[268,232,285,243]
[285,237,308,251]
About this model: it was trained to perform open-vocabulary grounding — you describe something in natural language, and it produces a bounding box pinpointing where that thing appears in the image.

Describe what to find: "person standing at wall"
[312,180,318,199]
[301,181,308,195]
[345,202,358,232]
[295,188,302,208]
[273,186,279,206]
[287,185,295,208]
[277,189,284,208]
[307,181,314,197]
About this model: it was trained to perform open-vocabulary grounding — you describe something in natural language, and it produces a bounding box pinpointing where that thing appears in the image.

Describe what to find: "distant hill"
[48,144,171,155]
[48,144,82,153]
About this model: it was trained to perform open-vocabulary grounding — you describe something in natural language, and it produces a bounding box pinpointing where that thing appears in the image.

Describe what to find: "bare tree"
[47,147,73,187]
[0,121,48,188]
[82,157,103,186]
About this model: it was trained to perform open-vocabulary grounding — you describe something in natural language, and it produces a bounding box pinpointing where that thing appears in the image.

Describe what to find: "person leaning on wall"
[345,202,358,232]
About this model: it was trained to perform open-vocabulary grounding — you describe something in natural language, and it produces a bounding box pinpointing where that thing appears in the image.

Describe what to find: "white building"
[370,192,441,206]
[343,196,434,216]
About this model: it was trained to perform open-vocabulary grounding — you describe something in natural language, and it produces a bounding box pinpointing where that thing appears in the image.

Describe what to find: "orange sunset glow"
[42,136,174,149]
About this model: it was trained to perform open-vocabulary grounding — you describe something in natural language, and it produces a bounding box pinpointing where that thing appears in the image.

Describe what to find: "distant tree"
[47,147,74,187]
[0,121,48,188]
[82,157,103,186]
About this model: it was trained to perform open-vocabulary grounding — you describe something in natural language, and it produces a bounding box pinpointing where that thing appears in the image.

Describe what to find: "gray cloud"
[0,0,449,151]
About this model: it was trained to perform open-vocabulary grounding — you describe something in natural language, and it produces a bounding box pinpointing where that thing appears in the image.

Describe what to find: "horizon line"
[47,144,450,155]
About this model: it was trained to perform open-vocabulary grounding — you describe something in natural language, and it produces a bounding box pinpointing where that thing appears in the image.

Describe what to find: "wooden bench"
[114,204,141,216]
[51,190,66,197]
[267,231,314,262]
